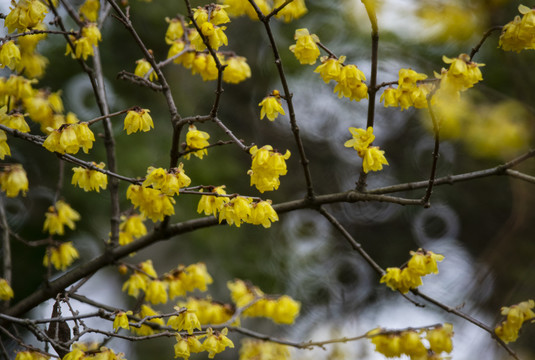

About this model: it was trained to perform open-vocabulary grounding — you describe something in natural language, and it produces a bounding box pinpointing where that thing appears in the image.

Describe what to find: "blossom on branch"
[289,28,320,65]
[71,162,108,192]
[248,145,291,193]
[0,40,22,70]
[185,125,210,159]
[274,0,308,23]
[43,200,81,235]
[0,163,28,197]
[499,5,535,52]
[258,90,285,121]
[495,299,535,343]
[4,0,48,33]
[124,107,154,134]
[43,242,79,271]
[0,278,14,300]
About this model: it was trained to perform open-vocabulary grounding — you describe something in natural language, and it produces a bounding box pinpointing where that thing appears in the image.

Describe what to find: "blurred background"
[1,0,534,359]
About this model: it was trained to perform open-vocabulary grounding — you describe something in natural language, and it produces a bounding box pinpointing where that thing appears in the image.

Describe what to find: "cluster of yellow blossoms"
[344,127,388,174]
[228,279,301,324]
[0,163,29,197]
[177,297,233,325]
[79,0,100,22]
[126,164,191,222]
[162,7,251,84]
[380,249,444,294]
[368,323,453,359]
[2,0,49,78]
[248,145,290,193]
[174,327,234,360]
[239,339,290,360]
[61,343,125,360]
[122,261,213,304]
[43,122,95,154]
[494,299,535,343]
[43,200,81,236]
[71,162,108,192]
[381,69,430,110]
[290,29,369,102]
[15,351,50,360]
[65,23,102,61]
[436,54,484,97]
[0,277,14,301]
[43,241,80,271]
[123,108,154,135]
[118,213,147,246]
[219,0,307,22]
[185,124,210,159]
[499,5,535,52]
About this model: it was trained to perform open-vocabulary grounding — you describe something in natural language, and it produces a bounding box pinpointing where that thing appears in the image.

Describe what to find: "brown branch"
[0,196,11,311]
[421,98,440,207]
[470,26,504,60]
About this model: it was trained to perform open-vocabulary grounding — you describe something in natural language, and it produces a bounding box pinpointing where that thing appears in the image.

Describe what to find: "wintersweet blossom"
[427,323,454,353]
[5,0,48,33]
[71,162,108,192]
[219,196,253,227]
[165,17,184,44]
[249,200,279,228]
[344,126,375,153]
[289,28,320,65]
[177,297,232,325]
[380,68,430,110]
[113,311,132,332]
[0,130,11,159]
[258,90,285,121]
[0,278,14,300]
[499,5,535,52]
[314,56,345,83]
[362,147,389,173]
[495,299,535,343]
[145,279,168,305]
[197,186,229,217]
[42,122,95,154]
[222,56,251,84]
[118,213,147,246]
[79,0,100,21]
[65,23,102,60]
[134,58,158,81]
[248,145,291,193]
[0,41,21,70]
[126,184,176,222]
[43,200,80,235]
[124,107,154,134]
[0,164,29,197]
[131,304,165,336]
[43,242,79,271]
[344,127,388,174]
[142,164,191,196]
[333,64,368,101]
[203,328,234,359]
[274,0,307,22]
[167,308,202,335]
[14,351,49,360]
[185,125,210,159]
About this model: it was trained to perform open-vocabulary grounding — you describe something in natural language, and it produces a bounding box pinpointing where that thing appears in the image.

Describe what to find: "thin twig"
[421,98,440,207]
[469,26,503,60]
[505,169,535,184]
[0,196,11,310]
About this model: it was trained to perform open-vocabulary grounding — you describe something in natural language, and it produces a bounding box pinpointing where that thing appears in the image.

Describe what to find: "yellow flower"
[500,5,535,52]
[126,184,176,222]
[167,308,202,335]
[438,54,484,96]
[118,213,147,246]
[145,280,168,305]
[130,304,165,336]
[249,200,279,228]
[222,56,251,84]
[15,351,49,360]
[203,328,234,359]
[5,0,48,33]
[124,107,154,134]
[333,64,368,101]
[113,311,132,332]
[165,17,184,45]
[134,58,158,81]
[185,125,210,159]
[0,130,11,159]
[43,200,81,235]
[427,323,454,353]
[197,186,229,217]
[122,273,147,297]
[142,163,191,196]
[71,162,108,192]
[362,147,389,173]
[0,40,22,70]
[79,0,100,22]
[174,336,191,360]
[42,122,95,154]
[399,331,427,357]
[43,242,80,271]
[0,164,29,197]
[289,28,320,65]
[239,339,290,360]
[274,0,307,22]
[344,127,375,153]
[495,299,535,343]
[258,90,285,121]
[16,51,48,79]
[0,278,14,300]
[248,145,291,193]
[270,295,301,324]
[65,24,102,60]
[314,56,344,84]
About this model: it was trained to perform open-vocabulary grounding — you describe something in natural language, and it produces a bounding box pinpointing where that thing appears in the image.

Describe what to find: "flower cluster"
[142,164,191,196]
[191,5,230,51]
[79,0,100,22]
[65,23,102,60]
[289,28,320,65]
[42,122,95,154]
[127,184,175,222]
[436,54,484,97]
[344,127,388,174]
[239,339,290,360]
[228,279,301,324]
[14,351,49,360]
[380,249,444,294]
[164,263,214,299]
[197,186,230,217]
[167,308,202,334]
[118,213,147,246]
[71,162,108,192]
[0,130,10,159]
[248,145,290,193]
[4,0,48,33]
[0,41,21,71]
[495,299,535,343]
[368,324,453,359]
[177,297,233,325]
[22,88,66,132]
[131,304,165,336]
[123,108,154,135]
[0,107,30,133]
[0,277,14,301]
[0,163,29,197]
[43,200,81,236]
[315,55,369,102]
[174,328,234,360]
[258,90,285,121]
[218,197,279,228]
[62,343,124,360]
[499,5,535,52]
[185,125,210,159]
[380,68,431,110]
[220,0,307,22]
[43,242,80,271]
